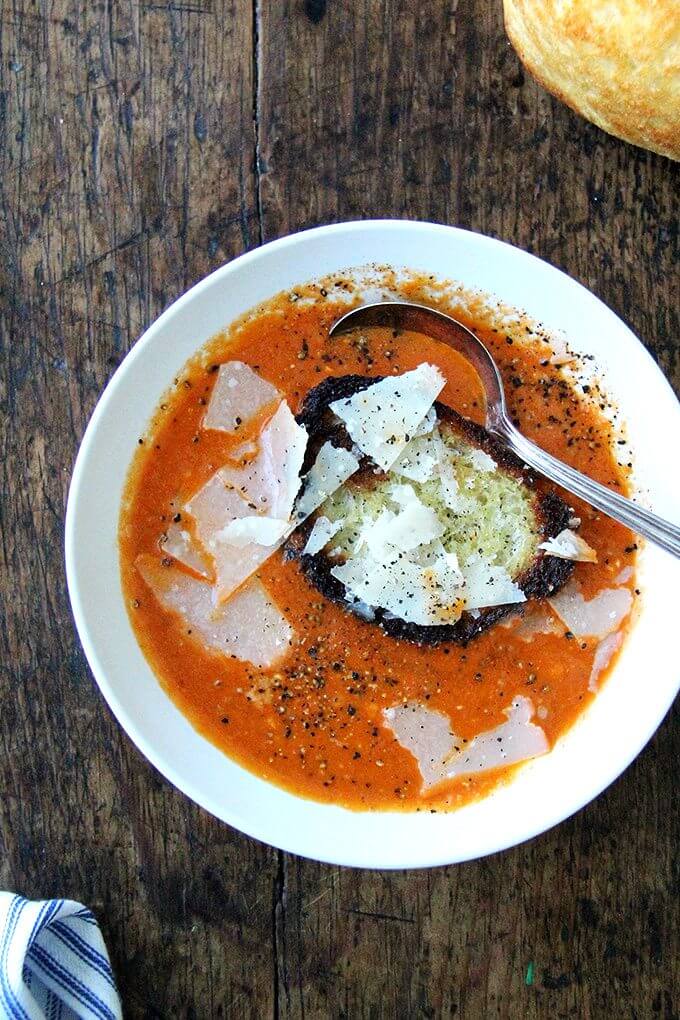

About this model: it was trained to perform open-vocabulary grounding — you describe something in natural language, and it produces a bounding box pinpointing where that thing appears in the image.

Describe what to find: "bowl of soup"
[65,220,680,867]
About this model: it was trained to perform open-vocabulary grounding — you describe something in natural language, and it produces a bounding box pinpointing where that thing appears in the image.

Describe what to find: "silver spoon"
[329,301,680,559]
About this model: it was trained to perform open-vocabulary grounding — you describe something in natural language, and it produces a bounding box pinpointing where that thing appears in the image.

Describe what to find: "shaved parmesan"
[413,406,437,437]
[539,529,598,563]
[160,523,211,579]
[203,361,280,433]
[303,516,343,556]
[391,430,444,483]
[229,439,258,462]
[215,516,290,548]
[186,473,253,539]
[186,402,307,602]
[589,631,623,691]
[384,696,548,789]
[258,402,308,518]
[468,448,496,473]
[438,463,475,515]
[331,544,465,627]
[548,580,632,638]
[503,606,563,641]
[358,496,444,559]
[136,555,293,667]
[294,442,360,521]
[197,401,307,517]
[184,418,359,602]
[328,474,527,624]
[329,363,445,471]
[211,543,275,604]
[388,482,420,508]
[186,477,281,604]
[420,539,463,575]
[384,702,454,787]
[461,554,526,610]
[185,473,258,600]
[441,695,549,777]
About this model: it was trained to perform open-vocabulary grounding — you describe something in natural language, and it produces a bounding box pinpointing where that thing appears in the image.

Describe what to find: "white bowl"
[65,220,680,868]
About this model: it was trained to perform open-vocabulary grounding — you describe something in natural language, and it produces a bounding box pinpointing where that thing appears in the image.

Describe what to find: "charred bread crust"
[296,373,376,470]
[289,374,574,645]
[297,374,378,437]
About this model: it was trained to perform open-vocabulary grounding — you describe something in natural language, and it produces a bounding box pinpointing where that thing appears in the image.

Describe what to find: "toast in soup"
[120,279,635,814]
[286,370,590,643]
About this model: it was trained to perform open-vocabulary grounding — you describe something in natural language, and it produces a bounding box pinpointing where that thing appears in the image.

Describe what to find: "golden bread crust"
[504,0,680,160]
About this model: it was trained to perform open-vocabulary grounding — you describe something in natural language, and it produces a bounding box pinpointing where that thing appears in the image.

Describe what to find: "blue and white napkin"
[0,895,122,1020]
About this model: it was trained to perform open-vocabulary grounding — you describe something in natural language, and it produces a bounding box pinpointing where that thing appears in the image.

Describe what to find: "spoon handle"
[498,421,680,559]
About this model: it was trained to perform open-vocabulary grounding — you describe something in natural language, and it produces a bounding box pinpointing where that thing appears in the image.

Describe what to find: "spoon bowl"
[330,301,680,559]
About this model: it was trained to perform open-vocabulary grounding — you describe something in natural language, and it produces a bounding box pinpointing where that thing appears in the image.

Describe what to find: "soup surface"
[119,269,637,811]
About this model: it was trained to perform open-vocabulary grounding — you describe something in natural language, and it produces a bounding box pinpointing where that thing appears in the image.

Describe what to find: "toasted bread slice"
[288,375,574,644]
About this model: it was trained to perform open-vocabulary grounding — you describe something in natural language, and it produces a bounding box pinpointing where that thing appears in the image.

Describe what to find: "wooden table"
[1,2,677,1016]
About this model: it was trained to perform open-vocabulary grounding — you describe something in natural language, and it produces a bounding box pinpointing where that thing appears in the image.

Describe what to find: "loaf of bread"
[504,0,680,161]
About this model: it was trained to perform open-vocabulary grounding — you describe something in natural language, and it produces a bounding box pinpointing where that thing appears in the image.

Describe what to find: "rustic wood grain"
[0,0,677,1017]
[0,2,276,1017]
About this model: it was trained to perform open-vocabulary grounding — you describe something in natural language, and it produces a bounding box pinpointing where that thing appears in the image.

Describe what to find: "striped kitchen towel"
[0,894,122,1020]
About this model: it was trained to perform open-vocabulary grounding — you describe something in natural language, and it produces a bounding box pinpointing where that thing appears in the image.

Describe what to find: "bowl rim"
[65,218,680,868]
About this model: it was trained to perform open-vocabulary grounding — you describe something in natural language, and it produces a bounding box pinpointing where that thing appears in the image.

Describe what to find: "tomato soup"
[119,270,636,811]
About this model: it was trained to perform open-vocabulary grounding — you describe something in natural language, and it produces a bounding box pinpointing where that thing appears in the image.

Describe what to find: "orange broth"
[119,272,637,811]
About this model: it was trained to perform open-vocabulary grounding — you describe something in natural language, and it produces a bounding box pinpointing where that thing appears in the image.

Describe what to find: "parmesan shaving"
[413,406,437,437]
[438,463,475,515]
[615,565,634,585]
[191,401,307,519]
[186,474,253,540]
[539,529,598,563]
[136,554,293,667]
[331,543,465,627]
[358,497,445,559]
[391,429,445,483]
[186,473,271,602]
[294,442,360,520]
[160,522,211,579]
[185,402,307,602]
[211,544,275,605]
[461,554,526,610]
[302,516,343,556]
[384,695,549,789]
[257,401,308,519]
[502,607,563,641]
[388,482,420,508]
[548,580,632,638]
[203,361,281,433]
[468,448,497,472]
[215,516,290,548]
[589,631,624,691]
[329,363,445,471]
